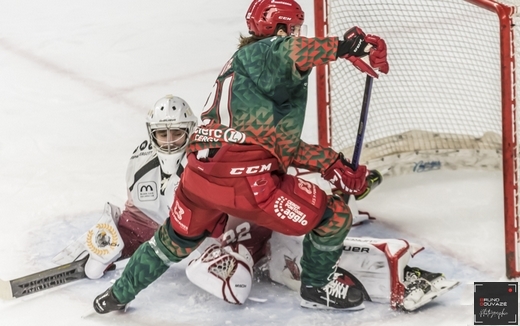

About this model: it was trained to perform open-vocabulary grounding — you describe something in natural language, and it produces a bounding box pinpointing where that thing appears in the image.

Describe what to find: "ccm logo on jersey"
[230,163,272,175]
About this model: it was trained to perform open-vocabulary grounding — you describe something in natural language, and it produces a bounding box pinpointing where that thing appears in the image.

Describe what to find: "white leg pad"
[267,233,425,306]
[338,237,423,306]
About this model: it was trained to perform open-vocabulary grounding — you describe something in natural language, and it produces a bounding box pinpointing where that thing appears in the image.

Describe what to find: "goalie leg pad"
[186,243,254,304]
[267,234,425,306]
[337,237,424,306]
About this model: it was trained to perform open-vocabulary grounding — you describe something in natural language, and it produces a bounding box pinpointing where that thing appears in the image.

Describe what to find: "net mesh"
[323,0,518,175]
[319,0,520,277]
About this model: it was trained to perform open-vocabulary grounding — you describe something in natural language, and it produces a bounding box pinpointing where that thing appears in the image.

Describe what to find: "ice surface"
[0,1,506,325]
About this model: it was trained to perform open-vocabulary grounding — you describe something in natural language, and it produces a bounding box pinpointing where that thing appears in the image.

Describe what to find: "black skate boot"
[404,266,444,296]
[300,272,365,310]
[405,266,444,286]
[398,266,459,311]
[93,287,127,314]
[402,266,449,311]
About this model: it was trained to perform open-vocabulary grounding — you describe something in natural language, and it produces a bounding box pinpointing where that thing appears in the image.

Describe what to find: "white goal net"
[314,0,520,278]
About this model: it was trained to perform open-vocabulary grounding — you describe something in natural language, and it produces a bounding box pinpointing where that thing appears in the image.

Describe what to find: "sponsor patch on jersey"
[192,127,246,144]
[294,177,319,207]
[273,196,308,226]
[170,199,192,234]
[138,181,158,201]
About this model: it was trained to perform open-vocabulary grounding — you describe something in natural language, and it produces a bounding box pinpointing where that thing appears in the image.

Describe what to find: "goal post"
[314,0,520,278]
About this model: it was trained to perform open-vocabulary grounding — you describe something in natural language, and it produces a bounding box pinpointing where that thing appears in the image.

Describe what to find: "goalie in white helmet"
[53,95,198,279]
[147,95,197,175]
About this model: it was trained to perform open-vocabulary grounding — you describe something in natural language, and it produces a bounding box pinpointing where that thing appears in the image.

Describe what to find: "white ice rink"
[0,1,509,325]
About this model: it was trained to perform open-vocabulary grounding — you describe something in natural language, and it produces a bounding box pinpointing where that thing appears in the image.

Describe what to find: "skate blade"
[300,299,365,311]
[403,280,460,311]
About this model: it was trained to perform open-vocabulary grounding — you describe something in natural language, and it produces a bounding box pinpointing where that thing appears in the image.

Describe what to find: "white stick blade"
[0,279,13,300]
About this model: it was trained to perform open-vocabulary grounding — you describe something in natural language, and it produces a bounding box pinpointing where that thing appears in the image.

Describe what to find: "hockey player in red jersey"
[93,0,390,313]
[52,95,456,312]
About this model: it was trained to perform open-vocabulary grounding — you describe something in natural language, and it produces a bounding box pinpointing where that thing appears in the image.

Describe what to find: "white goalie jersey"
[126,139,186,225]
[53,139,187,279]
[54,94,198,280]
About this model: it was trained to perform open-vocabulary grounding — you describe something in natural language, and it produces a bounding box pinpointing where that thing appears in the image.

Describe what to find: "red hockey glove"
[322,154,369,196]
[332,169,383,201]
[338,26,389,78]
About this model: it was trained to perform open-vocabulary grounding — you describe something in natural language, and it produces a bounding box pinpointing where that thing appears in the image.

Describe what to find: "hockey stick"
[342,75,374,204]
[0,256,88,300]
[351,75,373,169]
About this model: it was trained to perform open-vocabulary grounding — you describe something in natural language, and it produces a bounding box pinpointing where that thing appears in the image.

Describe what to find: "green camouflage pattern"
[189,36,340,173]
[111,241,170,304]
[156,220,203,260]
[300,196,352,287]
[111,222,203,303]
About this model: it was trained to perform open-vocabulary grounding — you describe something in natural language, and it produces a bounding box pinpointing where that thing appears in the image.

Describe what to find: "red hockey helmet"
[245,0,305,37]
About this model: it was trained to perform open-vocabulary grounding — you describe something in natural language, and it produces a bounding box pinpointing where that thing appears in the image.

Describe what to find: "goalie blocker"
[186,241,254,304]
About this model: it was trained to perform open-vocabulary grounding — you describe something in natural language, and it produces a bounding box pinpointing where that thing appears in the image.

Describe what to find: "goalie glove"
[322,153,368,196]
[84,202,124,279]
[338,26,389,78]
[51,202,124,279]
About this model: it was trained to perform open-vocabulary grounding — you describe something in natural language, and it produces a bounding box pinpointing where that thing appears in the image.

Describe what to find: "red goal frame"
[314,0,520,279]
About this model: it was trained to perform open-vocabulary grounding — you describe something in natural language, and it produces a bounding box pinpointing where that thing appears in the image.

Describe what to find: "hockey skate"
[401,266,459,311]
[93,287,128,314]
[300,271,365,311]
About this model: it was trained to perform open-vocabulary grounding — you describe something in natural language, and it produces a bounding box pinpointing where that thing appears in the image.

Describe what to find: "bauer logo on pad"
[474,282,518,325]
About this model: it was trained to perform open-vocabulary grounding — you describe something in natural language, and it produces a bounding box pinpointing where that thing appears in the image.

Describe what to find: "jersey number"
[221,221,251,245]
[202,60,235,127]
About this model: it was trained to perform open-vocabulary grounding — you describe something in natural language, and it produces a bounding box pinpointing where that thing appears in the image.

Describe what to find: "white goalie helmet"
[146,95,198,175]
